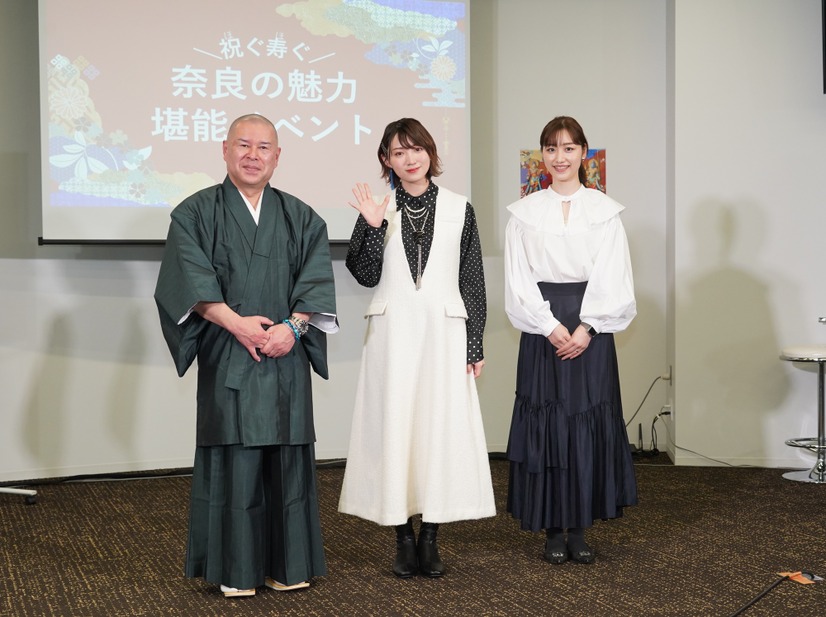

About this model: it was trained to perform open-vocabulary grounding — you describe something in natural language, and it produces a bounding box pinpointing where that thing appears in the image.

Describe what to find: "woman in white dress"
[338,118,495,578]
[504,116,637,565]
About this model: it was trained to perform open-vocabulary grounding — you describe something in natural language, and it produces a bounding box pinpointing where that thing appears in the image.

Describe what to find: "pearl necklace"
[403,204,429,290]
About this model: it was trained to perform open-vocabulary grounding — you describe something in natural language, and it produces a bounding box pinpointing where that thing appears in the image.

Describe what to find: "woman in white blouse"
[504,116,637,565]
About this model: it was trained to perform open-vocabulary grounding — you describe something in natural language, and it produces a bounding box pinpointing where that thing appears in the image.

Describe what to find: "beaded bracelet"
[282,318,300,341]
[289,315,309,336]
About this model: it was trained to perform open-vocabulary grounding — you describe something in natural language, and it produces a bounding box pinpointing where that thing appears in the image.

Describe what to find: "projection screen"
[39,0,470,243]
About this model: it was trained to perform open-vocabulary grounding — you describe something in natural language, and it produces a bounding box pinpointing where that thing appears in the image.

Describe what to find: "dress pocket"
[444,302,468,320]
[364,300,388,318]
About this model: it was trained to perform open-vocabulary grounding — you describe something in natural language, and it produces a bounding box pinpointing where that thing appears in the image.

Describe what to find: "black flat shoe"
[567,542,595,564]
[543,538,568,564]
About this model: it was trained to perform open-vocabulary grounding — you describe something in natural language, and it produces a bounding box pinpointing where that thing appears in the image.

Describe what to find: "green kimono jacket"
[154,176,337,447]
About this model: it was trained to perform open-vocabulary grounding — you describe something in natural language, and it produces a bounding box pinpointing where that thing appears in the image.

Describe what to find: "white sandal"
[220,584,256,597]
[264,577,310,592]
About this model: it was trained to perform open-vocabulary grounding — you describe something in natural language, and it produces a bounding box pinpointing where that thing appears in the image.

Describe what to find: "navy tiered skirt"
[506,281,637,532]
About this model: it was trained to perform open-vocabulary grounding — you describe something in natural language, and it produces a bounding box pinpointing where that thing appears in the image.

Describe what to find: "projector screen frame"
[38,0,471,245]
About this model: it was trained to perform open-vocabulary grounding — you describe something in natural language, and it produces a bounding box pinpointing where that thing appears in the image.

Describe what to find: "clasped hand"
[549,324,591,360]
[233,315,295,362]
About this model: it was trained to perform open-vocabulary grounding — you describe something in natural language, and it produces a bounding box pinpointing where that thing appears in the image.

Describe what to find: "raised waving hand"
[349,183,390,228]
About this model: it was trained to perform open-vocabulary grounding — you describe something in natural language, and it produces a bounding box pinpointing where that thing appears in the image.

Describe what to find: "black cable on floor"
[726,573,797,617]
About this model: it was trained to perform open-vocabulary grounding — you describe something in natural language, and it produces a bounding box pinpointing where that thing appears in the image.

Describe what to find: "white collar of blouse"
[507,185,624,234]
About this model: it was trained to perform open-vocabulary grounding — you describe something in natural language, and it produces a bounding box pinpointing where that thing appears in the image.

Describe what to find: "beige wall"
[463,0,670,455]
[1,0,822,481]
[672,0,826,465]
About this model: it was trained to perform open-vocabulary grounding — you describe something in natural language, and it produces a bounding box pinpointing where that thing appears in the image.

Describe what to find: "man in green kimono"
[154,113,338,598]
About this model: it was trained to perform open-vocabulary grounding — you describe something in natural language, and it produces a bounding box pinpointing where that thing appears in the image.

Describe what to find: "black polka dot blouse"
[345,182,486,364]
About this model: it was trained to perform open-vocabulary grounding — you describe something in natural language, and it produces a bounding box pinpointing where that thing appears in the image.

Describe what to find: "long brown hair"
[539,116,588,186]
[377,118,443,184]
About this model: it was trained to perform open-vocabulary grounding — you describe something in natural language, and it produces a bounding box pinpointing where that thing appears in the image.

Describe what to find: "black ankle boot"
[393,518,418,578]
[417,522,445,577]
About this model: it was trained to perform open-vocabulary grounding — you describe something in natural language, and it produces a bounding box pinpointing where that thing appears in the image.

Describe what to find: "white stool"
[780,344,826,483]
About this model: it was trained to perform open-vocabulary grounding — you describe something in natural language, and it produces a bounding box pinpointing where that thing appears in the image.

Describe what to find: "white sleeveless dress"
[338,186,496,525]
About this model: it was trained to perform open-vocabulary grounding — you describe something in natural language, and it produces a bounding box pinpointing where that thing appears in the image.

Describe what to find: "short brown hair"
[377,118,443,184]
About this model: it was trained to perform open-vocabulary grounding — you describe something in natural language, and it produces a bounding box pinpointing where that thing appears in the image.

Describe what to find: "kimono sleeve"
[289,211,338,379]
[154,206,225,376]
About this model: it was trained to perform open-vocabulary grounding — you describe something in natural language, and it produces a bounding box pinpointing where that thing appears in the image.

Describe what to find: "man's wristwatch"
[581,322,597,337]
[289,315,309,337]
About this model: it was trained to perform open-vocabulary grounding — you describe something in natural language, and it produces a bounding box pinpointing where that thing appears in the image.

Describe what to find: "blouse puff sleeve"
[578,214,636,334]
[504,215,561,337]
[504,198,636,337]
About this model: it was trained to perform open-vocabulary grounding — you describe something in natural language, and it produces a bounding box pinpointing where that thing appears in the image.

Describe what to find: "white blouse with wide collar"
[504,186,636,337]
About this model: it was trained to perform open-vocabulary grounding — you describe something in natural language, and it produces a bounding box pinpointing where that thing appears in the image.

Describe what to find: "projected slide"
[40,0,469,242]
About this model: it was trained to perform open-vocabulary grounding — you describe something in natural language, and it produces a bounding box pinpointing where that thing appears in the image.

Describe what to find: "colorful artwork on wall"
[520,148,606,197]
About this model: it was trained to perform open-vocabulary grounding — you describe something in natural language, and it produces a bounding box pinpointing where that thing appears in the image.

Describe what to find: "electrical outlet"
[661,365,672,382]
[661,403,673,420]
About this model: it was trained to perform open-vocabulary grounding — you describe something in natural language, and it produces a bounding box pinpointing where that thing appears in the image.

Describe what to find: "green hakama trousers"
[185,443,327,590]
